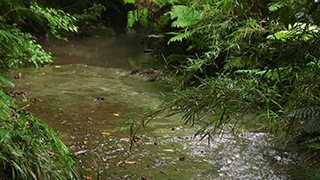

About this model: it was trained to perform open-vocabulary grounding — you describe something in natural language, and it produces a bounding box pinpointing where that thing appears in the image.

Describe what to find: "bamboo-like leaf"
[0,76,14,88]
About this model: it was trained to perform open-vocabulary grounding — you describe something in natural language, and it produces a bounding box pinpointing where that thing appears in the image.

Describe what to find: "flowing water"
[9,32,304,179]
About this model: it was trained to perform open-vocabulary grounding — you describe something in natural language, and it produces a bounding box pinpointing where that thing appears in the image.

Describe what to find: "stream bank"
[9,33,305,179]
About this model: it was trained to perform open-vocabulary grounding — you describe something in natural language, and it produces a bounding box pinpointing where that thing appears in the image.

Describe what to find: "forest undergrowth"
[124,0,320,178]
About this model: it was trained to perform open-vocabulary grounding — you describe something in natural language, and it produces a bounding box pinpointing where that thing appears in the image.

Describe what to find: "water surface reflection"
[10,33,304,179]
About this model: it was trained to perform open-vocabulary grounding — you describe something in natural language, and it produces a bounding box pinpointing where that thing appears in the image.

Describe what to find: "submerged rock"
[130,68,160,75]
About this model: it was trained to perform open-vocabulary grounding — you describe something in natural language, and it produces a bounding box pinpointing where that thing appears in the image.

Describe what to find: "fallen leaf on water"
[160,171,169,175]
[29,98,43,102]
[9,91,28,97]
[83,175,93,179]
[179,157,186,161]
[74,150,89,155]
[126,161,136,164]
[113,113,120,117]
[60,120,67,124]
[101,132,111,135]
[163,149,175,152]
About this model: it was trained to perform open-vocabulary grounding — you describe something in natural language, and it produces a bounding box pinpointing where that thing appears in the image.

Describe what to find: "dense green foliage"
[0,1,77,70]
[126,0,320,178]
[0,1,81,179]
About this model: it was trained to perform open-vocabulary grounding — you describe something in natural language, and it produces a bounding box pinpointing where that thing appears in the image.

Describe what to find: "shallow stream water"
[9,33,304,179]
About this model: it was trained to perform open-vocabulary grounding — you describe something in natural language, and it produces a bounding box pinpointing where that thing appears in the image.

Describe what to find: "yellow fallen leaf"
[83,141,89,144]
[116,144,122,147]
[113,113,119,117]
[60,120,66,124]
[35,98,43,102]
[39,72,45,75]
[101,132,111,135]
[117,161,124,165]
[59,108,63,111]
[83,175,93,179]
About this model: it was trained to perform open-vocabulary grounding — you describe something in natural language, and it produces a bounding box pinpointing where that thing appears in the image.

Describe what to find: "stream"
[9,32,304,179]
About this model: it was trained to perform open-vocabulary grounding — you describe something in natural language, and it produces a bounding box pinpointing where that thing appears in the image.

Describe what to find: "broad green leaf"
[124,0,135,4]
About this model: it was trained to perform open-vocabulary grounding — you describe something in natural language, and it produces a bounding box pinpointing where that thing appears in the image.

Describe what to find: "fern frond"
[308,143,320,150]
[300,119,320,134]
[306,167,320,180]
[288,107,320,133]
[169,5,202,28]
[303,136,320,145]
[167,31,192,44]
[288,107,320,119]
[127,10,137,29]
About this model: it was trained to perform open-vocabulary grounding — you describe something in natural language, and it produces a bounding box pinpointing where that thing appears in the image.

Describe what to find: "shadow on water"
[9,32,305,179]
[40,32,158,70]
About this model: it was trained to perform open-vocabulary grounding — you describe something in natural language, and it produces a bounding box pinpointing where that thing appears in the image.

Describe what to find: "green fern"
[288,107,320,120]
[30,3,78,40]
[127,10,136,29]
[167,31,192,44]
[289,107,320,156]
[300,119,320,134]
[0,25,53,68]
[306,168,320,180]
[288,107,320,134]
[169,5,202,28]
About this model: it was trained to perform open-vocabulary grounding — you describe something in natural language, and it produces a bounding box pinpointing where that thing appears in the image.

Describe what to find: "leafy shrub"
[0,2,77,70]
[125,1,320,178]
